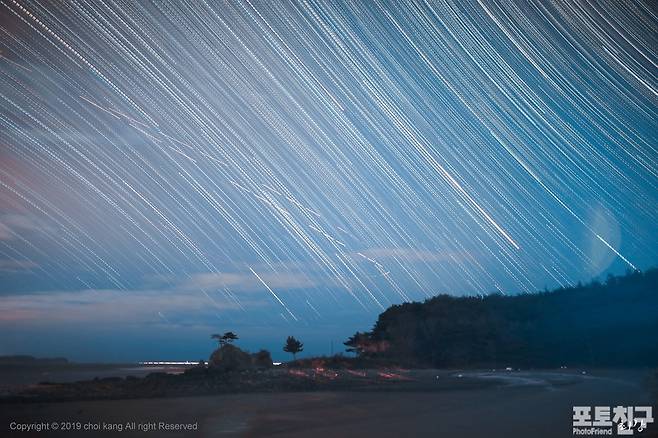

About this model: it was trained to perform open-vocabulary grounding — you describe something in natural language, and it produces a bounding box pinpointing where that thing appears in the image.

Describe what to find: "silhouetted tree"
[211,331,239,347]
[344,332,371,357]
[345,268,658,368]
[283,336,303,360]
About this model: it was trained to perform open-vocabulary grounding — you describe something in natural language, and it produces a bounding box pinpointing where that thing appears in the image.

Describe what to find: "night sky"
[0,0,656,362]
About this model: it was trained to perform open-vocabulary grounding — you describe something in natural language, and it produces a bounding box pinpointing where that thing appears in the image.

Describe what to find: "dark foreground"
[2,369,656,438]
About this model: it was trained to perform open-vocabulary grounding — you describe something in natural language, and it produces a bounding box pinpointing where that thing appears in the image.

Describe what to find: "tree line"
[209,268,657,368]
[343,268,658,368]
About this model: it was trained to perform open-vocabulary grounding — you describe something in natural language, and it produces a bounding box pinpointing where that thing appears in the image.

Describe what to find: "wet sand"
[2,369,655,438]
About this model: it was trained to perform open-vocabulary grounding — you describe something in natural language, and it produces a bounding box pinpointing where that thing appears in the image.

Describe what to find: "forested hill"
[350,269,658,368]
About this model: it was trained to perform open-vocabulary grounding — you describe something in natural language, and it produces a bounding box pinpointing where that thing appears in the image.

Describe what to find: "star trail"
[0,0,656,360]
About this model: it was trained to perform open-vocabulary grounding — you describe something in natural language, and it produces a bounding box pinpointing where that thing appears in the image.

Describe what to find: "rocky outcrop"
[208,344,253,372]
[208,345,273,372]
[252,350,274,369]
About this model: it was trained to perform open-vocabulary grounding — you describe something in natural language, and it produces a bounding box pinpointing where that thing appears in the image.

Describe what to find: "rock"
[208,344,253,372]
[252,350,273,369]
[184,365,207,376]
[100,377,122,383]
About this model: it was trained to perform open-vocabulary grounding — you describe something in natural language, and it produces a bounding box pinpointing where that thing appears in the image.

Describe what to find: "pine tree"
[283,336,303,360]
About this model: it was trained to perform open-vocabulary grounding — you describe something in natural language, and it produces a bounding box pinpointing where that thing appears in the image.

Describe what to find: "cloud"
[352,247,472,264]
[0,288,259,325]
[0,222,12,240]
[0,259,38,272]
[179,270,317,292]
[0,213,56,240]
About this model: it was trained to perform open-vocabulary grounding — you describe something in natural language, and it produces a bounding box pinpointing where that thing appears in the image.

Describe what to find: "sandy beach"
[2,368,654,438]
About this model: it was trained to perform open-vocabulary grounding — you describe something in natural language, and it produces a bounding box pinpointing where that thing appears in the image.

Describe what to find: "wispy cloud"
[0,259,38,272]
[0,288,256,324]
[0,222,12,240]
[352,247,472,264]
[178,270,317,292]
[0,213,55,240]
